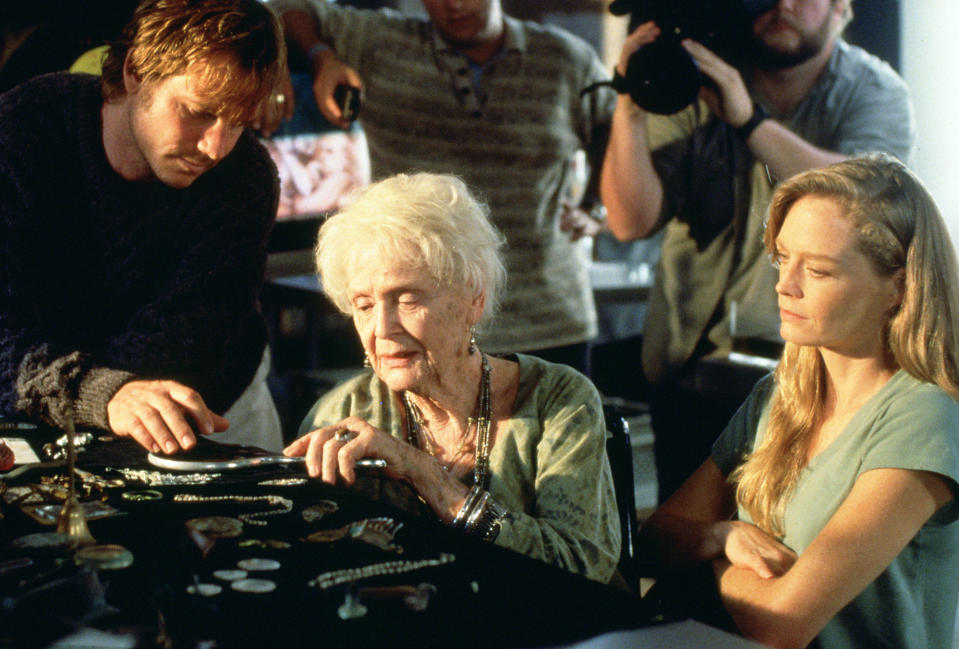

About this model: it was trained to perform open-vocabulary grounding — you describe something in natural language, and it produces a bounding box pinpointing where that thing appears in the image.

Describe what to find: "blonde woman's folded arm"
[713,467,952,649]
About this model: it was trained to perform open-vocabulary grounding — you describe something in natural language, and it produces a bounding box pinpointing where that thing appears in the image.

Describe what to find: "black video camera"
[608,0,777,114]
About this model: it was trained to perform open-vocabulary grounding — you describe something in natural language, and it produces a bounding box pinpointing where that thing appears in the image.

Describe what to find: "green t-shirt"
[298,353,621,583]
[713,370,959,649]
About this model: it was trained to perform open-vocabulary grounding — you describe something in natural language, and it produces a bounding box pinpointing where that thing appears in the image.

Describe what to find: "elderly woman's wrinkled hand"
[284,416,403,485]
[711,520,798,579]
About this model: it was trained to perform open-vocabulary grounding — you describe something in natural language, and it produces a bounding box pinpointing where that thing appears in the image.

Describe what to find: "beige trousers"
[214,346,283,452]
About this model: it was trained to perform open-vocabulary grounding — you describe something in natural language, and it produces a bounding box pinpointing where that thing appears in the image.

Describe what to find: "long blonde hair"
[733,153,959,534]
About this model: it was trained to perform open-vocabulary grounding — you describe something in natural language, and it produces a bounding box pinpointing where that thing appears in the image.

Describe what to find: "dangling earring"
[363,355,372,368]
[468,325,477,355]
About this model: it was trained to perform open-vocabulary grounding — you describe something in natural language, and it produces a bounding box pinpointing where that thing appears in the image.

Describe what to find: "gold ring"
[334,430,356,443]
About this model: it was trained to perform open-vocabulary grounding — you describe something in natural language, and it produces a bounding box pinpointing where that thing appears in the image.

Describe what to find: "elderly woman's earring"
[468,325,477,355]
[363,355,372,368]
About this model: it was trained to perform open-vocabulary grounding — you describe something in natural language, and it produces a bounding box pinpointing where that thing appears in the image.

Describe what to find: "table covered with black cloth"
[0,427,654,648]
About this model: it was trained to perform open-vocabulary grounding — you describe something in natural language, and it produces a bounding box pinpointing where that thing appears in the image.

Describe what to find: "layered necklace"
[403,352,492,489]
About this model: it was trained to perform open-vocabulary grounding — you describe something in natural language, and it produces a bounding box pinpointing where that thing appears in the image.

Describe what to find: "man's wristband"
[734,101,769,141]
[610,68,629,95]
[580,197,607,223]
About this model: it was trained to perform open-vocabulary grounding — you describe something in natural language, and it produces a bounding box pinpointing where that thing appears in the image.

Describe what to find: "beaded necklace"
[403,352,492,489]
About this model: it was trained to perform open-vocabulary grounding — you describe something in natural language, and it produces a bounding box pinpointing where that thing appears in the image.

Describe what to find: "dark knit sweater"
[0,73,279,431]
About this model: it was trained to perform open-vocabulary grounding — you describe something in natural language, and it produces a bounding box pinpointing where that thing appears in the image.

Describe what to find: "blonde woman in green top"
[283,173,620,583]
[639,154,959,648]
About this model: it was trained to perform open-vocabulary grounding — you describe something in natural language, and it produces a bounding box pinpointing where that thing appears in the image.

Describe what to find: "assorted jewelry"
[5,471,118,507]
[187,559,282,597]
[231,578,276,594]
[74,544,134,571]
[121,490,163,502]
[257,477,307,488]
[238,538,291,550]
[337,585,368,620]
[358,582,437,613]
[213,569,247,582]
[467,325,477,355]
[108,467,221,486]
[349,518,404,554]
[403,398,473,473]
[301,500,340,523]
[402,352,491,475]
[403,351,509,542]
[42,431,95,460]
[335,580,439,620]
[186,582,222,597]
[21,500,123,526]
[185,515,242,559]
[309,552,455,590]
[303,516,404,554]
[452,483,509,542]
[185,516,244,539]
[173,494,293,526]
[237,557,281,571]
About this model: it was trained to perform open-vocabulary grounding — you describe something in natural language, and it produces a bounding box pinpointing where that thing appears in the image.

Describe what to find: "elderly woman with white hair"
[283,172,621,583]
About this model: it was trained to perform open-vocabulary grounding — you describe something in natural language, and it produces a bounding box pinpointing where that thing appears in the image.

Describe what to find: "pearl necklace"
[173,493,293,526]
[309,553,456,590]
[403,352,492,488]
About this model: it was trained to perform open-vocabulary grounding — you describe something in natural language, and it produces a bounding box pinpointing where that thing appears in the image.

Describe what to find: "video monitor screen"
[262,130,370,220]
[260,72,370,223]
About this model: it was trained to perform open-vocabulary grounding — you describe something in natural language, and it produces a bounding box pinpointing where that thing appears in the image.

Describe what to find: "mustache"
[764,12,803,32]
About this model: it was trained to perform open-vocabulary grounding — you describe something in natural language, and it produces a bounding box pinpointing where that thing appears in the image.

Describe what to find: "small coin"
[186,583,222,597]
[231,578,276,594]
[74,544,134,570]
[237,557,281,571]
[213,569,248,582]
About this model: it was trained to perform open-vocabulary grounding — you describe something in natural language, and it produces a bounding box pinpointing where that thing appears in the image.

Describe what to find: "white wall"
[901,1,959,243]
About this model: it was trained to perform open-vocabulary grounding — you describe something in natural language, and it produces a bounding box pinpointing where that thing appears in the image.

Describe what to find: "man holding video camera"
[600,0,915,501]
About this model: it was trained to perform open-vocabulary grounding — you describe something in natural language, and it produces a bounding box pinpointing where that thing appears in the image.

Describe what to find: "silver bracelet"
[466,494,509,542]
[454,486,509,542]
[468,496,509,543]
[452,484,483,529]
[464,490,491,531]
[109,467,221,486]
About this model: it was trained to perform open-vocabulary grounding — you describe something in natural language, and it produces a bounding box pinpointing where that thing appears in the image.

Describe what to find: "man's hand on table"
[107,380,229,454]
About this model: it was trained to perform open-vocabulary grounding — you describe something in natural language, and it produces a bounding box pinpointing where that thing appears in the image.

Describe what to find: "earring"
[363,355,372,368]
[468,325,477,355]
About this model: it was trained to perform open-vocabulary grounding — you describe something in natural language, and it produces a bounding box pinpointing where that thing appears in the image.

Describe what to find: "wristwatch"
[734,101,770,141]
[581,197,608,224]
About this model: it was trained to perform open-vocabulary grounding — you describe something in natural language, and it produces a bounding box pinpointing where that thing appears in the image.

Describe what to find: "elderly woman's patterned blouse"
[298,353,621,583]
